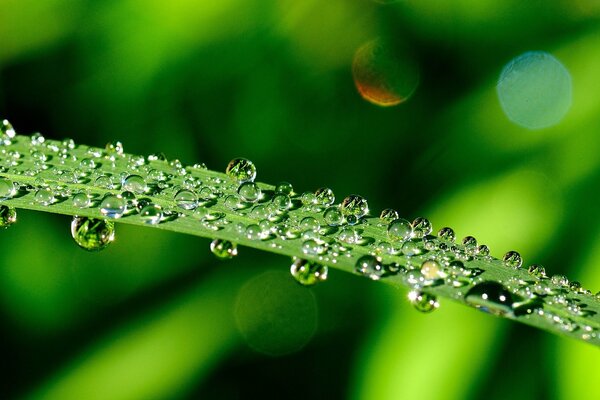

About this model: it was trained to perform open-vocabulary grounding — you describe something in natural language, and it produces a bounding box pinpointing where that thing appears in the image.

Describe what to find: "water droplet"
[105,141,124,157]
[0,177,16,200]
[226,158,256,183]
[237,182,261,203]
[302,239,327,255]
[1,119,16,144]
[411,217,432,238]
[140,204,162,225]
[71,216,115,251]
[301,192,317,206]
[34,188,55,205]
[272,193,291,211]
[408,290,439,313]
[477,244,490,257]
[387,218,412,242]
[174,189,197,210]
[72,192,91,208]
[275,181,294,195]
[355,254,384,280]
[497,51,571,129]
[340,195,369,219]
[31,133,45,146]
[290,258,328,286]
[465,281,514,316]
[420,259,445,280]
[437,227,455,242]
[462,236,478,255]
[324,206,343,226]
[99,194,126,218]
[122,174,147,194]
[502,250,523,269]
[551,274,569,287]
[300,216,320,232]
[314,187,335,206]
[0,205,17,228]
[210,239,238,259]
[379,208,399,223]
[352,38,419,106]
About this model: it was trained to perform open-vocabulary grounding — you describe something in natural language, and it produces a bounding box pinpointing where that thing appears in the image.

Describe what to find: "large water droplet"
[140,204,162,225]
[290,258,328,286]
[340,194,369,219]
[379,208,399,223]
[71,216,115,251]
[411,217,432,238]
[34,188,55,206]
[174,189,197,210]
[387,218,412,242]
[0,177,16,200]
[210,239,238,259]
[437,227,455,242]
[238,182,261,203]
[122,174,148,194]
[502,250,523,269]
[226,158,256,183]
[324,206,343,227]
[99,194,126,218]
[355,255,384,280]
[465,281,514,316]
[314,187,335,206]
[72,192,91,208]
[408,290,439,313]
[0,205,17,228]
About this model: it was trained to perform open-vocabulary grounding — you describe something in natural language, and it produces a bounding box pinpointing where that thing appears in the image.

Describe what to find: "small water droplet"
[71,216,115,251]
[272,193,291,211]
[387,218,412,242]
[238,182,261,203]
[140,204,162,225]
[302,239,327,255]
[408,290,439,313]
[355,254,384,280]
[324,206,343,227]
[0,205,17,228]
[502,250,522,269]
[462,236,478,255]
[420,259,445,280]
[122,174,148,194]
[290,258,328,286]
[210,239,238,259]
[105,141,124,157]
[99,194,126,218]
[465,281,514,316]
[34,188,55,205]
[226,158,256,183]
[551,274,569,287]
[174,189,197,210]
[275,181,294,195]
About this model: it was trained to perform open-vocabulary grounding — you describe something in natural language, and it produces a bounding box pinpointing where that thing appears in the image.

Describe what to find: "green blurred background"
[1,0,600,399]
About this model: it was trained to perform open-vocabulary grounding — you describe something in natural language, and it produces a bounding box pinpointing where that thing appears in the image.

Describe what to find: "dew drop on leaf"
[0,205,17,229]
[226,158,256,183]
[99,194,126,218]
[502,250,523,269]
[355,254,384,280]
[465,281,514,317]
[140,204,163,225]
[71,216,115,251]
[408,290,439,313]
[387,218,412,242]
[290,258,328,286]
[210,238,238,259]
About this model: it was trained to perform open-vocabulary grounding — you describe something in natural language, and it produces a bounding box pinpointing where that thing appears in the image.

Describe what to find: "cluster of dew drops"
[0,119,598,341]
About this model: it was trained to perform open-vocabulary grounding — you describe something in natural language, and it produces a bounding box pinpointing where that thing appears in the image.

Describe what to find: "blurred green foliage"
[1,0,600,399]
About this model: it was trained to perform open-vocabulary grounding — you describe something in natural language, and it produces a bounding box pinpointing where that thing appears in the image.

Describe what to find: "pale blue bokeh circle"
[497,51,572,130]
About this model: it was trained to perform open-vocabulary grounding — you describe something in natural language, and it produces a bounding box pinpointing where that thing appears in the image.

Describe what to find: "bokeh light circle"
[352,39,420,107]
[497,51,572,130]
[234,270,318,356]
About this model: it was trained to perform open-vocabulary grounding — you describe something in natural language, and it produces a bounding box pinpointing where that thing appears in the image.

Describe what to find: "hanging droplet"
[226,158,256,183]
[355,254,384,280]
[408,290,439,313]
[72,192,91,208]
[290,258,328,286]
[437,227,455,242]
[238,182,261,203]
[0,205,17,228]
[122,174,148,194]
[411,217,432,238]
[0,177,16,200]
[140,204,163,225]
[324,206,344,226]
[210,239,238,259]
[379,208,399,223]
[502,250,523,269]
[387,218,412,242]
[99,194,126,218]
[340,195,369,219]
[71,216,115,251]
[174,189,197,210]
[314,187,335,206]
[465,281,514,317]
